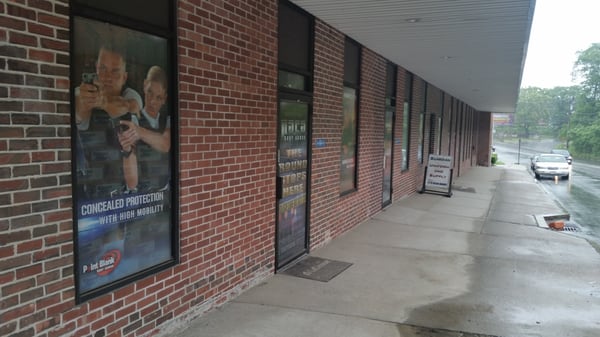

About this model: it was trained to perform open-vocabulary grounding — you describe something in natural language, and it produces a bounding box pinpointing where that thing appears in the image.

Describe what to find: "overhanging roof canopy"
[291,0,535,113]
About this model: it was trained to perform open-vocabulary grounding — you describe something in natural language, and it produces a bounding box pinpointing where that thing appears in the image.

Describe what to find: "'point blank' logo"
[96,249,122,276]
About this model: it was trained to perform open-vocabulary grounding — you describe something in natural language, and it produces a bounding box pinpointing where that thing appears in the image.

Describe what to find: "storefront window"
[340,38,360,194]
[71,0,178,302]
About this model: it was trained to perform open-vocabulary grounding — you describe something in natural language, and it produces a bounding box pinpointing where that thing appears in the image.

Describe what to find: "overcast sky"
[520,0,600,88]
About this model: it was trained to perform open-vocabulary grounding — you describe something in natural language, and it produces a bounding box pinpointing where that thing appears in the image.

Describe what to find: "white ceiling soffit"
[290,0,535,113]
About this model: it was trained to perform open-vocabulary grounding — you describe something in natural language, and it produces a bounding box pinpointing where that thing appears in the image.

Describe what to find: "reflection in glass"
[341,87,357,193]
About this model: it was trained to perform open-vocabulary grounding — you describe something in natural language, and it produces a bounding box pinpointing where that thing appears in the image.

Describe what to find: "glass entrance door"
[276,99,309,268]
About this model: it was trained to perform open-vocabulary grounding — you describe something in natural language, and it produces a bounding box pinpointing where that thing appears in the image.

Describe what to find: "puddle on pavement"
[396,324,499,337]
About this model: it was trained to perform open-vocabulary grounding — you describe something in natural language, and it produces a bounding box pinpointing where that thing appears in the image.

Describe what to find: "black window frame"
[340,37,361,195]
[70,0,179,303]
[278,0,314,95]
[438,92,445,155]
[382,62,397,207]
[401,72,413,171]
[275,0,315,269]
[418,80,427,164]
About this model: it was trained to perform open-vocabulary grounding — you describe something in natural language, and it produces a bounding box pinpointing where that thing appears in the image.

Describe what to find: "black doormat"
[280,256,352,282]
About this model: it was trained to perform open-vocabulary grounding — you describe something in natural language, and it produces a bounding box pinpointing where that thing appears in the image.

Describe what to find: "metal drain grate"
[542,217,583,232]
[563,221,582,232]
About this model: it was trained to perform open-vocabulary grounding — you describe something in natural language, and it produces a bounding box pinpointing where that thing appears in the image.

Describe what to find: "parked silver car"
[530,154,539,171]
[532,154,570,180]
[550,149,572,164]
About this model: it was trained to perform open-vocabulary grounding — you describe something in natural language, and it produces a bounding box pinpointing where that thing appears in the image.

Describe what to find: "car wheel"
[535,172,540,180]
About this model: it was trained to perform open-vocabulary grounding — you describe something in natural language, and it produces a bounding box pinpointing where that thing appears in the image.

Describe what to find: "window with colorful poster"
[277,100,309,268]
[341,38,360,194]
[340,87,358,193]
[71,10,177,301]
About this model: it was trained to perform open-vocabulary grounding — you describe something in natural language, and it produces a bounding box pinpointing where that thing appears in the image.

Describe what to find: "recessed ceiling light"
[406,18,421,23]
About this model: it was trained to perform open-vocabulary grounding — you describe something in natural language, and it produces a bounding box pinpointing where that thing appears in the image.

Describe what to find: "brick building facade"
[1,1,494,336]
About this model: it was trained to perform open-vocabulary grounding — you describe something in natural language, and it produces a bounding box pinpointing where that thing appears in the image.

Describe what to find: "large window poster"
[340,87,357,193]
[277,100,308,268]
[72,17,176,299]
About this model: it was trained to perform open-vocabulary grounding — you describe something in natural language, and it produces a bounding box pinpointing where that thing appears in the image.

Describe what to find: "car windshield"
[552,149,569,156]
[539,155,566,163]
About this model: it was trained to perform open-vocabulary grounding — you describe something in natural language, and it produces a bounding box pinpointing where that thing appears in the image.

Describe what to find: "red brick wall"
[459,107,474,171]
[453,100,464,176]
[477,111,493,166]
[1,1,278,337]
[310,21,389,249]
[392,68,412,197]
[1,1,74,337]
[176,0,278,324]
[310,19,345,247]
[456,100,465,176]
[441,90,448,156]
[468,108,475,166]
[1,1,488,336]
[410,76,427,186]
[455,105,480,175]
[392,69,424,197]
[426,84,442,156]
[353,47,387,214]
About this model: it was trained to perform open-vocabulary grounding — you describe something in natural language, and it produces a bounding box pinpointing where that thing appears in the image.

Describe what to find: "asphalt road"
[494,141,600,243]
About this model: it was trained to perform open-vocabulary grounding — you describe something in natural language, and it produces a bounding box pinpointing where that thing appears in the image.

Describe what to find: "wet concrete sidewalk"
[171,165,600,337]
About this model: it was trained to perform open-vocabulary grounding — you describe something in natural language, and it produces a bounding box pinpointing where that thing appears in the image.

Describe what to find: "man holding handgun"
[75,43,142,198]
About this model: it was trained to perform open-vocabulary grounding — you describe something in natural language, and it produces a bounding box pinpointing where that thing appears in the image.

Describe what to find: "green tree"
[511,43,600,159]
[569,122,600,159]
[515,87,553,138]
[569,43,600,158]
[547,87,573,129]
[572,43,600,126]
[547,86,578,142]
